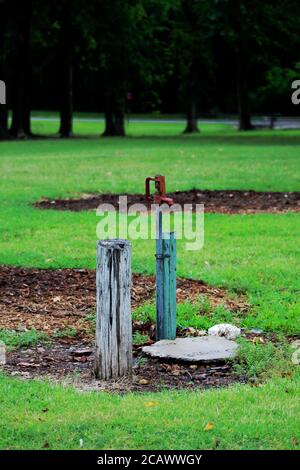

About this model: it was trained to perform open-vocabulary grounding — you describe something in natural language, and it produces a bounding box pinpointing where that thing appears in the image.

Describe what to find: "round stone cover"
[142,336,238,362]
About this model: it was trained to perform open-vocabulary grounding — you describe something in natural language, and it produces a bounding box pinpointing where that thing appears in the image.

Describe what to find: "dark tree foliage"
[0,0,300,139]
[58,0,73,138]
[170,0,216,133]
[89,0,173,136]
[216,0,300,130]
[0,0,9,138]
[9,0,33,137]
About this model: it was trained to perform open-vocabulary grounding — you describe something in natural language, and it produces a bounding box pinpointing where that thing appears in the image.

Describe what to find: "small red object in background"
[126,92,133,101]
[145,175,174,206]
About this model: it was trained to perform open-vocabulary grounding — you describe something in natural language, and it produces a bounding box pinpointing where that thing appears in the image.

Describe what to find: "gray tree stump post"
[95,239,132,379]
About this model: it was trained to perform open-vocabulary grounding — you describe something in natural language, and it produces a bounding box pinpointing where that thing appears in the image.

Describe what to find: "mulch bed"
[0,266,250,392]
[0,266,249,337]
[35,189,300,214]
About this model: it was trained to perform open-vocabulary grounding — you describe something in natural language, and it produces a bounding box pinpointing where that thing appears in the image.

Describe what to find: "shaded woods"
[0,0,300,138]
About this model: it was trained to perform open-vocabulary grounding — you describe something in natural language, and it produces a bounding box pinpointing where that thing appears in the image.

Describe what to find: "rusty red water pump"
[145,175,174,206]
[145,175,176,341]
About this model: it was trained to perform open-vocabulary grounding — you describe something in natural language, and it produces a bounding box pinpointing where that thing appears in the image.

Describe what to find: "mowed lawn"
[0,118,299,449]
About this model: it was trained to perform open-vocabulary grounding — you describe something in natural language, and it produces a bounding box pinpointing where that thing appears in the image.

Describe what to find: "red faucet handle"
[145,175,174,206]
[145,176,156,201]
[158,195,174,206]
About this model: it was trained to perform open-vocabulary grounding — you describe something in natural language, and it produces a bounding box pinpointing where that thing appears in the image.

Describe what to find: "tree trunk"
[103,93,125,137]
[10,0,32,138]
[0,107,8,139]
[184,98,199,133]
[59,0,73,138]
[114,107,125,136]
[236,46,253,131]
[103,95,115,136]
[103,110,115,135]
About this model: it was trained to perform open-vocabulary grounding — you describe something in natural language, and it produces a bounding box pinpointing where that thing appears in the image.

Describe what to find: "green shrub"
[53,327,77,339]
[0,329,48,351]
[231,338,295,382]
[132,299,235,331]
[133,331,149,345]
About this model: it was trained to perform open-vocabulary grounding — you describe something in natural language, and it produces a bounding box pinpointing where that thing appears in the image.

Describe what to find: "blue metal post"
[156,208,164,339]
[156,207,176,340]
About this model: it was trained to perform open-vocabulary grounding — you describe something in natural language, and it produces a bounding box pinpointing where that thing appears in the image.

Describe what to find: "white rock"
[208,323,241,341]
[197,330,207,337]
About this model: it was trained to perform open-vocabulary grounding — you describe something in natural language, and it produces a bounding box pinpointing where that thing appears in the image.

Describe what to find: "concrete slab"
[142,336,238,362]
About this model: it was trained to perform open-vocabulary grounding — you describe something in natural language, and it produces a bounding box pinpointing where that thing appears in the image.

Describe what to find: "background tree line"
[0,0,300,139]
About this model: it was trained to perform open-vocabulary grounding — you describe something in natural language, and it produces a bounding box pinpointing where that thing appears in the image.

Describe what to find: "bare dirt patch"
[35,189,300,214]
[3,340,246,392]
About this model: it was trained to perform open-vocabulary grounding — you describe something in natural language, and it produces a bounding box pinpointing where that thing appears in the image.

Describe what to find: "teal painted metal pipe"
[156,209,164,338]
[162,231,176,339]
[156,213,176,340]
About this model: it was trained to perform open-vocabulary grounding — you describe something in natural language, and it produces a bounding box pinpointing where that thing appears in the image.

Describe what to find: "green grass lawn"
[0,117,299,449]
[0,372,299,450]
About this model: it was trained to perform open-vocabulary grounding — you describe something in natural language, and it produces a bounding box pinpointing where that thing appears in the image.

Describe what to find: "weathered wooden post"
[95,239,132,379]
